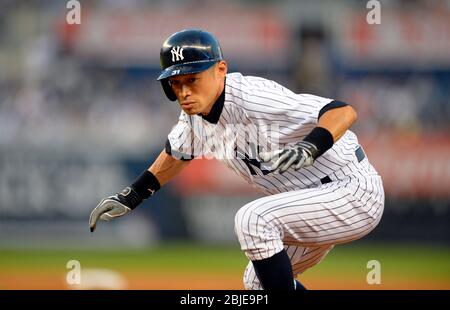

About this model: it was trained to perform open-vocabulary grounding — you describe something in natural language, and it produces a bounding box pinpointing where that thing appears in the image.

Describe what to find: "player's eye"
[170,80,180,87]
[188,77,197,83]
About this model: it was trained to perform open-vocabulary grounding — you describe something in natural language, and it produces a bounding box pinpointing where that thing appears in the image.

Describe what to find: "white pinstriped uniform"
[167,72,384,290]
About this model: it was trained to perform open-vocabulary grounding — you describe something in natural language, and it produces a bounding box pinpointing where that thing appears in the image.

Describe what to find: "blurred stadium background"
[0,0,449,290]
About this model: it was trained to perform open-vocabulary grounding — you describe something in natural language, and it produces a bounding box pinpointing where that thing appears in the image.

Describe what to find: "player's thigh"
[277,178,384,246]
[236,179,383,247]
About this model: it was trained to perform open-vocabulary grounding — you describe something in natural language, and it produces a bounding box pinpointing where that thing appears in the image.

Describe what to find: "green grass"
[309,243,450,281]
[1,242,449,281]
[0,243,248,273]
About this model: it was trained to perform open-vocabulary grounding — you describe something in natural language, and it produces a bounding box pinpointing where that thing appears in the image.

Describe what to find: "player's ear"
[216,61,227,77]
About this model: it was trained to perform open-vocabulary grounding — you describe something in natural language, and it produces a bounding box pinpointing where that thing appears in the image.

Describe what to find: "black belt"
[320,146,365,185]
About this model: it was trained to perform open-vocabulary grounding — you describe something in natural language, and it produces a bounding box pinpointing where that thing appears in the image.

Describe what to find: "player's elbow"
[347,105,357,126]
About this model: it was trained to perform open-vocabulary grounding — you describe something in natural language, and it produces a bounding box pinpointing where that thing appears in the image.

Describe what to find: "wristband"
[302,127,334,159]
[130,170,161,200]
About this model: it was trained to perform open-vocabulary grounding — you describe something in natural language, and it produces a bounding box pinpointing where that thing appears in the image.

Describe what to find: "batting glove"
[259,141,318,174]
[89,186,141,232]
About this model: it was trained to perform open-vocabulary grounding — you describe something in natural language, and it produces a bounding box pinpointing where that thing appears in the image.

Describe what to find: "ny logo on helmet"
[171,46,184,62]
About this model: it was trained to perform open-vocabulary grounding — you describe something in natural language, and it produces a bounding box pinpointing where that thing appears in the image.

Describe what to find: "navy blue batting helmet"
[157,29,223,101]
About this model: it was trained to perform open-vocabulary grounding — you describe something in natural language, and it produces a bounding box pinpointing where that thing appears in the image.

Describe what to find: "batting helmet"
[157,29,223,101]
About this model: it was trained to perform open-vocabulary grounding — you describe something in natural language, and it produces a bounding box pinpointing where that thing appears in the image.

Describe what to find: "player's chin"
[182,107,197,115]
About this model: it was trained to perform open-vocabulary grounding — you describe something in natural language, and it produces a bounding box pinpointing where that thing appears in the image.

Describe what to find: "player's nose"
[181,84,191,98]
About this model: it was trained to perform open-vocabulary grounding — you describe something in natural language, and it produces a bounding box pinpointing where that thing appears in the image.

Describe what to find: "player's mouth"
[181,102,195,109]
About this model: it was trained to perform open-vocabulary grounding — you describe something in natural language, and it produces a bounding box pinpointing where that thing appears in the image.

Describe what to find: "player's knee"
[234,206,246,240]
[234,203,257,241]
[235,201,284,260]
[234,202,273,242]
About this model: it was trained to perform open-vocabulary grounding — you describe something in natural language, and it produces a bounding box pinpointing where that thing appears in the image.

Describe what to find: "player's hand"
[89,187,141,232]
[259,141,318,174]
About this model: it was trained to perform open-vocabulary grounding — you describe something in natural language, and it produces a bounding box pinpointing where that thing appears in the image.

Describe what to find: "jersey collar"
[200,83,225,124]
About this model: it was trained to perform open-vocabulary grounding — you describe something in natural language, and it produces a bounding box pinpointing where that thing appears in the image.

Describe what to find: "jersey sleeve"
[166,112,202,161]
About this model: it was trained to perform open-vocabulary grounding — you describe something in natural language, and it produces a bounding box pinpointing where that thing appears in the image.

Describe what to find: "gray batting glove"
[89,187,141,232]
[259,141,318,174]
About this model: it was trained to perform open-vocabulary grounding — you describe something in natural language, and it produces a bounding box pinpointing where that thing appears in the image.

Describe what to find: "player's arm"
[260,101,357,173]
[89,149,190,232]
[149,150,191,186]
[317,104,357,142]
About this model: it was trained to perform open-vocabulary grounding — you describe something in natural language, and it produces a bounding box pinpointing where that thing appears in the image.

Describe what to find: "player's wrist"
[301,127,334,159]
[123,170,161,209]
[115,187,142,210]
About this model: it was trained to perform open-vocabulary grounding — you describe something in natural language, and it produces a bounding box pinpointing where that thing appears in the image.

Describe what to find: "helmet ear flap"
[160,79,177,101]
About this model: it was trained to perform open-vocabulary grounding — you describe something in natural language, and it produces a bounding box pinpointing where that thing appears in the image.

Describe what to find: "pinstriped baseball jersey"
[166,71,384,290]
[167,72,369,194]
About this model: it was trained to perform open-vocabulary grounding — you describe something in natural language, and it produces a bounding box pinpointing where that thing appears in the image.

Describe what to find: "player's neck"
[201,79,225,116]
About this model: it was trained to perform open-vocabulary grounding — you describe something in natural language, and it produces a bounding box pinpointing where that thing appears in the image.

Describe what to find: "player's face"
[169,61,227,115]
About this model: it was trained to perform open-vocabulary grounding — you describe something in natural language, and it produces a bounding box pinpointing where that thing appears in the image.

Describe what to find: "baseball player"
[89,29,384,290]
